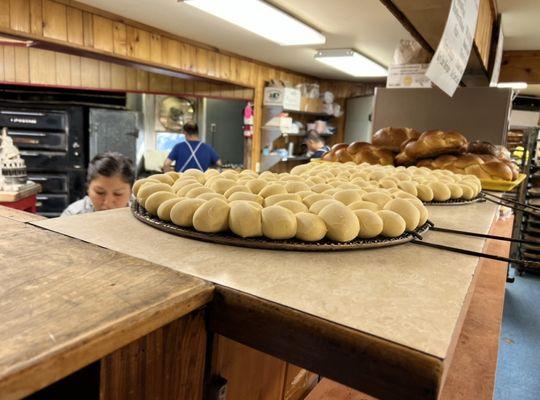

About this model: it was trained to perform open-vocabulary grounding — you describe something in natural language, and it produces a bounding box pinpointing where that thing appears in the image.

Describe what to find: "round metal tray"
[131,202,430,252]
[423,196,485,206]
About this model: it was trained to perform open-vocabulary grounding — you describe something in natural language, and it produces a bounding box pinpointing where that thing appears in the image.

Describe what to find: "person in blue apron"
[305,130,330,159]
[163,122,222,172]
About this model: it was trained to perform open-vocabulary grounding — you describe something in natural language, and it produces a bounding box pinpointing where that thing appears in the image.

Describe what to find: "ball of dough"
[362,192,392,209]
[183,168,205,184]
[246,179,267,194]
[275,200,308,214]
[379,178,398,189]
[172,177,198,192]
[284,181,310,193]
[259,184,288,198]
[186,186,213,198]
[406,198,429,226]
[148,173,175,185]
[303,193,332,208]
[228,192,263,204]
[416,184,434,202]
[132,178,159,196]
[137,183,173,207]
[177,182,203,197]
[309,199,339,215]
[296,190,315,200]
[224,185,251,198]
[348,200,379,212]
[459,184,475,200]
[319,203,360,242]
[377,210,406,237]
[170,198,205,227]
[193,198,230,233]
[383,199,420,231]
[204,169,220,180]
[165,171,181,182]
[220,170,239,181]
[264,193,302,207]
[198,192,227,201]
[229,201,262,238]
[323,188,340,196]
[311,183,333,193]
[397,181,418,197]
[447,183,464,199]
[429,181,452,201]
[295,212,327,242]
[354,209,383,239]
[333,189,363,206]
[145,191,178,215]
[261,206,297,240]
[209,178,237,195]
[157,197,184,221]
[229,200,263,210]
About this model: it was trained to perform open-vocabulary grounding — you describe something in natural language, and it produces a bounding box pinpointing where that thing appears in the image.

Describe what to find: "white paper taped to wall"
[426,0,480,96]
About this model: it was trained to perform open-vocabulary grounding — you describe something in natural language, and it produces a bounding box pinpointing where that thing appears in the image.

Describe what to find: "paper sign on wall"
[426,0,480,96]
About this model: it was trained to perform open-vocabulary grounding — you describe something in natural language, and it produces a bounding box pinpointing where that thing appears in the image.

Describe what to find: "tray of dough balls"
[131,163,482,251]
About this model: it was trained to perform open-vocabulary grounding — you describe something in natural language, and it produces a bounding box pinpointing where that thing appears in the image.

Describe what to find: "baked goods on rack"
[395,130,468,165]
[322,142,394,165]
[372,127,420,152]
[133,163,482,243]
[417,153,520,181]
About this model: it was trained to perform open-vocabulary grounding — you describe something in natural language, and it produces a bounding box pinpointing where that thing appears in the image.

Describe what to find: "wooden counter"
[0,208,213,400]
[32,201,500,399]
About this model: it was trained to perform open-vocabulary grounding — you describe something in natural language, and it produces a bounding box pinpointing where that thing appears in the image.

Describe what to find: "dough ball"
[177,182,203,197]
[148,173,175,185]
[295,212,327,242]
[209,178,237,195]
[416,184,434,202]
[183,168,205,184]
[459,184,475,200]
[172,177,198,192]
[193,198,230,233]
[228,192,263,204]
[275,200,308,214]
[229,200,263,210]
[229,201,263,238]
[429,181,452,201]
[348,200,379,212]
[224,185,251,198]
[284,181,310,193]
[377,210,406,237]
[406,198,429,226]
[333,189,363,206]
[164,171,181,182]
[311,183,334,193]
[132,178,159,196]
[170,198,205,227]
[398,181,418,197]
[198,192,227,201]
[309,199,339,215]
[145,191,178,215]
[259,184,288,198]
[246,179,267,194]
[296,190,315,200]
[186,186,213,198]
[303,193,332,208]
[447,183,464,199]
[203,169,220,180]
[319,203,360,242]
[383,199,420,231]
[264,193,302,207]
[157,197,184,221]
[379,178,398,189]
[362,192,393,209]
[261,206,297,240]
[239,169,258,178]
[323,188,340,196]
[337,183,360,190]
[220,170,239,181]
[290,164,311,176]
[354,209,383,239]
[137,183,173,207]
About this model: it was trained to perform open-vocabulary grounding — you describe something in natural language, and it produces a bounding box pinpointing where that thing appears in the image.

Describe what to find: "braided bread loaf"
[322,142,394,165]
[417,153,519,181]
[395,130,468,166]
[372,127,420,152]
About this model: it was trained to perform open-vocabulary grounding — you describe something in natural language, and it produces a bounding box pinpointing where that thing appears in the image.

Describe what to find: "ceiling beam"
[500,51,540,84]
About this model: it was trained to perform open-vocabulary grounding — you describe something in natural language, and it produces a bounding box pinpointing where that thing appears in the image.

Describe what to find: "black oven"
[1,107,86,217]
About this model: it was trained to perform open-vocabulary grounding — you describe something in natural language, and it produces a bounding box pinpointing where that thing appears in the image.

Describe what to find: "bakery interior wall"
[0,0,377,172]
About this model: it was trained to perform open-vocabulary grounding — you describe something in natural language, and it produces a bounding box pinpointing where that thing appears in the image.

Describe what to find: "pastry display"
[132,163,483,243]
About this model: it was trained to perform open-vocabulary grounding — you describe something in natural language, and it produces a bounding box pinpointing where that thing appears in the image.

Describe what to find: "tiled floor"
[495,269,540,400]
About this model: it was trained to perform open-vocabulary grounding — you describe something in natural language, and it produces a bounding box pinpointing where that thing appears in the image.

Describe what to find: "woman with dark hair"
[61,152,134,216]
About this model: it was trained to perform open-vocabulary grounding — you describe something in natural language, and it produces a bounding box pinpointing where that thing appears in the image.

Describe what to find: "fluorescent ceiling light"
[183,0,325,46]
[314,49,387,77]
[497,82,528,89]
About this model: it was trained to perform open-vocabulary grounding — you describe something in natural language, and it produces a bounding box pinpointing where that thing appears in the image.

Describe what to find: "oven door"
[0,110,67,130]
[8,131,67,151]
[35,194,69,217]
[27,174,68,194]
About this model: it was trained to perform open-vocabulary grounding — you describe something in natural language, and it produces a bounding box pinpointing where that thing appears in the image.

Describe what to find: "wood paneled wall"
[474,0,495,71]
[0,0,365,168]
[0,45,253,99]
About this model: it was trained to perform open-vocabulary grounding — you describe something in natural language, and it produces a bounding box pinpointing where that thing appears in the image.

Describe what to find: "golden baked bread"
[322,142,394,166]
[372,127,420,152]
[417,153,519,181]
[395,130,468,165]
